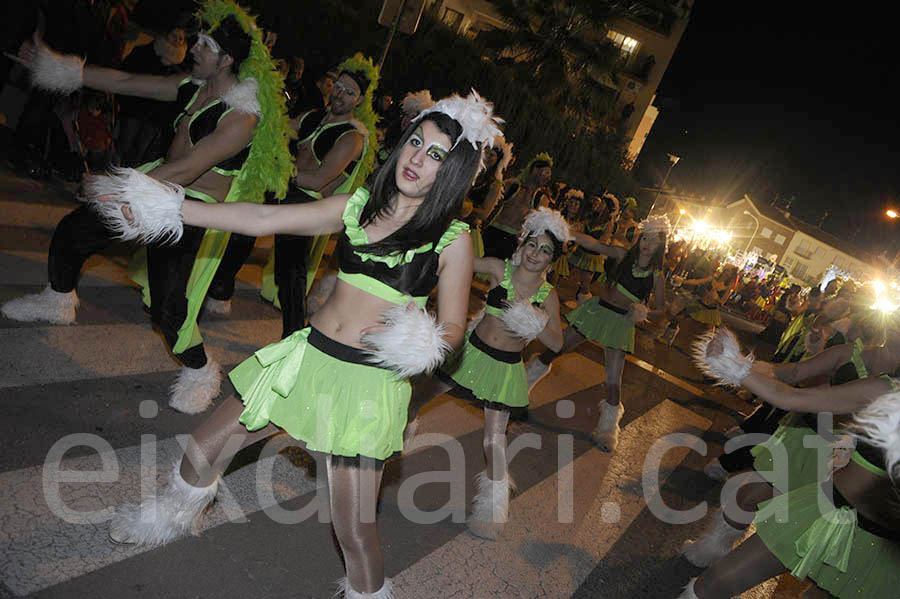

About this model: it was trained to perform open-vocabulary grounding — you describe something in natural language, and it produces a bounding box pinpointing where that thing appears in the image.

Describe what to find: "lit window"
[442,8,464,33]
[794,262,808,279]
[774,234,785,245]
[606,30,639,57]
[760,227,772,239]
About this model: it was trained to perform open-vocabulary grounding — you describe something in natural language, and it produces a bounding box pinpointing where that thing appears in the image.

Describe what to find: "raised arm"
[570,231,626,260]
[771,342,852,386]
[436,232,475,352]
[471,180,503,221]
[181,193,349,237]
[536,288,563,352]
[473,256,505,282]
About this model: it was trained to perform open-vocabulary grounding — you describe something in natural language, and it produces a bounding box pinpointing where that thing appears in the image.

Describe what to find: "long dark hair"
[605,232,666,288]
[357,113,482,255]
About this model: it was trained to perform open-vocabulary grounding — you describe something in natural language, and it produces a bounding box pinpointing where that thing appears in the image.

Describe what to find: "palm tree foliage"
[479,0,655,131]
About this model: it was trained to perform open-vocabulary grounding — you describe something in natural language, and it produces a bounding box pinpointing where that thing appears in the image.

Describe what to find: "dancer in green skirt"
[95,91,502,599]
[526,216,669,452]
[405,208,567,540]
[681,326,900,599]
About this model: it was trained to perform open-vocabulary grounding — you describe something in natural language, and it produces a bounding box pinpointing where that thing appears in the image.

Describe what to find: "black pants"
[274,188,315,339]
[48,204,207,368]
[208,233,257,301]
[482,225,518,260]
[718,403,788,473]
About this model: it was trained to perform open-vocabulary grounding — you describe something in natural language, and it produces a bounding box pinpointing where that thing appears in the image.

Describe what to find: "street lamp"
[742,210,759,254]
[887,209,899,219]
[650,153,680,215]
[674,208,686,229]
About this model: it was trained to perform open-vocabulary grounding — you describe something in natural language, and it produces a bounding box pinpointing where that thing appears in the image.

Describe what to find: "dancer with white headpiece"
[525,215,670,452]
[405,207,566,540]
[96,90,502,599]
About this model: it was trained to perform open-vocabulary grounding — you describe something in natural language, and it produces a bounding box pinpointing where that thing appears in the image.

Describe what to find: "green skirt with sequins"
[751,413,830,493]
[229,327,411,460]
[756,482,900,599]
[566,297,635,352]
[439,330,527,409]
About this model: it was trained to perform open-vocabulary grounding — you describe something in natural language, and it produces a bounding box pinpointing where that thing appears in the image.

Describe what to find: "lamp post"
[742,210,760,254]
[674,208,686,230]
[650,153,680,215]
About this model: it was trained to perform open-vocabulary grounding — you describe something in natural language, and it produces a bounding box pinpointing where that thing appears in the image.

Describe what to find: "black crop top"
[611,252,655,302]
[173,79,251,175]
[295,109,361,176]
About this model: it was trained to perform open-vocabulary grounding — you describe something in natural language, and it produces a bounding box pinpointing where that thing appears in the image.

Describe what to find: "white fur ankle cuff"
[336,577,394,599]
[32,46,84,94]
[500,301,549,341]
[362,304,451,378]
[84,167,185,244]
[691,327,753,387]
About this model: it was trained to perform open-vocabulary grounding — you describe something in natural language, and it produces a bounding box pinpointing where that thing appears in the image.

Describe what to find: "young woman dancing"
[89,91,502,599]
[405,208,566,540]
[525,216,669,452]
[680,326,900,599]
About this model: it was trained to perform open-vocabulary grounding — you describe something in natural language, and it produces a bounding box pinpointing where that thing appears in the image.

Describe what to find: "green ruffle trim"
[849,337,868,380]
[200,0,294,203]
[341,188,469,268]
[497,259,553,304]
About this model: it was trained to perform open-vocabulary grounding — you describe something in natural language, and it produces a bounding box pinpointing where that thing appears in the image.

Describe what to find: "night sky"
[635,2,900,256]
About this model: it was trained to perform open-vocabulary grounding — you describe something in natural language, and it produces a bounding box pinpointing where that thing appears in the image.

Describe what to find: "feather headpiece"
[520,207,571,243]
[415,89,503,151]
[401,90,434,117]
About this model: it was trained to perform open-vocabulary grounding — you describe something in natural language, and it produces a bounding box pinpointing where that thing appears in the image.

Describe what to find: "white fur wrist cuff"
[500,301,548,341]
[362,304,451,378]
[850,390,900,480]
[32,45,84,95]
[629,302,650,323]
[691,327,754,387]
[84,167,185,244]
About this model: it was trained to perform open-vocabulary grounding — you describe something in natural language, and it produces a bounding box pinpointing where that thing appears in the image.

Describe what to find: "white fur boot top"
[169,358,221,414]
[203,297,232,316]
[680,508,746,567]
[1,285,78,324]
[467,470,516,540]
[335,577,394,599]
[525,355,551,390]
[109,464,218,546]
[591,401,625,452]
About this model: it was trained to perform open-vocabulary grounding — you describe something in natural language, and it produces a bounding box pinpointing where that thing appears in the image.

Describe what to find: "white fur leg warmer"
[629,302,650,323]
[691,327,753,387]
[169,358,222,414]
[109,464,218,546]
[676,578,700,599]
[362,304,450,378]
[83,167,185,244]
[851,390,900,481]
[31,45,84,94]
[591,402,624,452]
[467,470,516,541]
[680,508,745,567]
[335,577,394,599]
[1,285,78,324]
[500,301,549,341]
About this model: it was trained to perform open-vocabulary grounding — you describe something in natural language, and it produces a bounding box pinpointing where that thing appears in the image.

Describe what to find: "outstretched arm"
[570,231,626,260]
[473,256,505,283]
[771,342,852,386]
[14,32,183,100]
[182,193,348,237]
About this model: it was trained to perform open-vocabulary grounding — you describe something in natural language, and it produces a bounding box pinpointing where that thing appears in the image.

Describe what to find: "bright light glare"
[691,220,710,234]
[872,280,887,295]
[679,209,686,215]
[887,209,899,219]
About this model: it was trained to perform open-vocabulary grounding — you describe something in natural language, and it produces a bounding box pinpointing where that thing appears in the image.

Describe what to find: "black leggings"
[208,233,257,301]
[48,204,208,369]
[273,188,315,339]
[719,403,787,472]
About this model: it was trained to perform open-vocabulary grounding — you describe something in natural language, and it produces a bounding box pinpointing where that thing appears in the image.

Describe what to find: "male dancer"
[256,53,379,338]
[2,1,293,413]
[481,153,553,259]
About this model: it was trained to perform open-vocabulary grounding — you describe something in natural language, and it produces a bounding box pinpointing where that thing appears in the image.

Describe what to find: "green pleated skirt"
[752,413,829,492]
[229,327,410,460]
[756,482,900,599]
[566,297,634,352]
[685,300,723,326]
[568,251,606,273]
[439,330,527,409]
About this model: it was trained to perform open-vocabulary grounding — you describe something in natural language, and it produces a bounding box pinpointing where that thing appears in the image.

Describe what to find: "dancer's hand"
[628,302,649,323]
[705,328,725,358]
[82,189,136,226]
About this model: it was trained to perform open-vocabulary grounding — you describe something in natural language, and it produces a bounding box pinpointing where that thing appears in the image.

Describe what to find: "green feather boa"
[199,0,294,202]
[335,53,380,191]
[518,152,554,183]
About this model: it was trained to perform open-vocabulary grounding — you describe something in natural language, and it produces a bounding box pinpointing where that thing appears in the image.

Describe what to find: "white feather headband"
[415,89,503,152]
[639,214,671,237]
[520,207,571,244]
[401,90,434,117]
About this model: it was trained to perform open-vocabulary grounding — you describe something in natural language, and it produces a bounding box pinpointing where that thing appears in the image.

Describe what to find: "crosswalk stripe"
[392,399,712,597]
